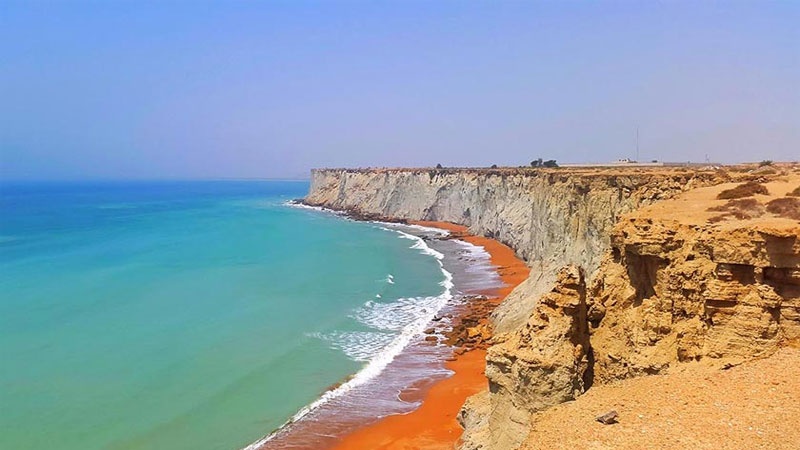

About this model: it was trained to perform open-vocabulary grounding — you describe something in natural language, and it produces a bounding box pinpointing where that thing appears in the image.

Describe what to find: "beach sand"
[331,221,529,450]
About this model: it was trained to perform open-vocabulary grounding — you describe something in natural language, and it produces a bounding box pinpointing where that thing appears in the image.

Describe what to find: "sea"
[0,180,502,450]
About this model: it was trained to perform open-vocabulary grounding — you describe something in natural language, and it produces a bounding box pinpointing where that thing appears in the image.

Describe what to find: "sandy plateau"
[521,347,800,450]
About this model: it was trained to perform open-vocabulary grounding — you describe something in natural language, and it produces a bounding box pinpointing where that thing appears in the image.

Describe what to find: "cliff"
[514,176,800,449]
[589,216,800,383]
[306,167,717,333]
[304,166,800,450]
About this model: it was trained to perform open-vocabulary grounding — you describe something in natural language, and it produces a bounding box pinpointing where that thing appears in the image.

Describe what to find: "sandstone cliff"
[304,166,800,450]
[306,168,717,333]
[477,266,590,449]
[466,173,800,449]
[588,178,800,383]
[589,218,800,383]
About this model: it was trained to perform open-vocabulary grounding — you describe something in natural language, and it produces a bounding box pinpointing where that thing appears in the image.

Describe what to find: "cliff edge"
[306,167,718,334]
[304,165,800,449]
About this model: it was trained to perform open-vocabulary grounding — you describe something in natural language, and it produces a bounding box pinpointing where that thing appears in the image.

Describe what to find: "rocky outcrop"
[463,177,800,449]
[588,218,800,383]
[480,266,590,450]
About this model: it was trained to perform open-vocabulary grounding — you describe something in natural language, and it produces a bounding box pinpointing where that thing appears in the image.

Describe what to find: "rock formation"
[588,192,800,383]
[306,168,718,333]
[304,166,800,450]
[480,265,590,449]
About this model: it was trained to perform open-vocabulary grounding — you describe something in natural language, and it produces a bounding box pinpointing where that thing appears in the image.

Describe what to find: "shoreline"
[329,221,529,450]
[253,214,511,449]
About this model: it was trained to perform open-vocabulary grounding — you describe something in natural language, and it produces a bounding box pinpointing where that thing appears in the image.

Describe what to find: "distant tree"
[530,158,543,168]
[543,159,559,168]
[490,164,498,169]
[436,163,443,169]
[759,160,773,167]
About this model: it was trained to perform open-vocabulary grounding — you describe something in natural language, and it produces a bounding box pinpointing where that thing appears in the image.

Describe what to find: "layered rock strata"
[589,215,800,384]
[477,266,591,449]
[306,168,717,333]
[304,167,800,450]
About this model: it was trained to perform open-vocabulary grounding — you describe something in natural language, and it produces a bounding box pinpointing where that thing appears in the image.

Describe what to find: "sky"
[1,1,798,180]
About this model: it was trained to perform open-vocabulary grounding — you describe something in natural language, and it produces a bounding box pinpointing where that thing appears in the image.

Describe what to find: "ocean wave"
[243,222,454,450]
[352,295,444,332]
[283,200,346,217]
[95,203,139,210]
[310,331,396,362]
[457,240,492,260]
[394,230,445,260]
[397,223,450,237]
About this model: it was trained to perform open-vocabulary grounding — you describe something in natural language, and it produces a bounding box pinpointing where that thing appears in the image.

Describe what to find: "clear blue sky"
[1,1,797,180]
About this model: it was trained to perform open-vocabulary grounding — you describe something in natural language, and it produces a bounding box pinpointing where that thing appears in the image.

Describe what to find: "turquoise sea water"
[0,181,446,450]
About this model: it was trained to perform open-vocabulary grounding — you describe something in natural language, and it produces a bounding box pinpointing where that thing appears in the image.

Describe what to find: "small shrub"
[766,197,800,220]
[531,158,559,168]
[435,163,443,169]
[717,181,769,200]
[543,159,559,168]
[490,164,498,169]
[707,198,765,220]
[759,160,773,167]
[787,186,800,197]
[753,166,778,175]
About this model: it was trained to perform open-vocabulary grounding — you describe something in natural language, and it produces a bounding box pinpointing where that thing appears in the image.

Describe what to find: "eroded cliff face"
[304,167,800,450]
[467,176,800,449]
[588,202,800,384]
[306,168,716,333]
[481,266,591,449]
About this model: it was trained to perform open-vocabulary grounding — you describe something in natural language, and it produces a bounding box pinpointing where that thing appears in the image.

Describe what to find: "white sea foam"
[398,223,451,237]
[458,240,492,260]
[284,200,346,216]
[310,331,396,361]
[242,222,454,450]
[386,274,395,284]
[353,295,445,332]
[395,230,445,260]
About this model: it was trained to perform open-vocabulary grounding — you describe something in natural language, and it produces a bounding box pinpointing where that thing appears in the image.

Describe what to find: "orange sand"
[331,221,529,450]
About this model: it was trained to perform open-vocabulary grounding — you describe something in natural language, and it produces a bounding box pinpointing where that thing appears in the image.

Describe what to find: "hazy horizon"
[2,1,798,180]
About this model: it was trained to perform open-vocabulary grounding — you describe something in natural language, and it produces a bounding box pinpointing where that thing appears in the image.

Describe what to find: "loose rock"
[596,410,619,425]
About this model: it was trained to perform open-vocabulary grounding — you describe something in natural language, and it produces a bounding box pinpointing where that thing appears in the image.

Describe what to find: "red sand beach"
[330,221,529,450]
[257,221,529,450]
